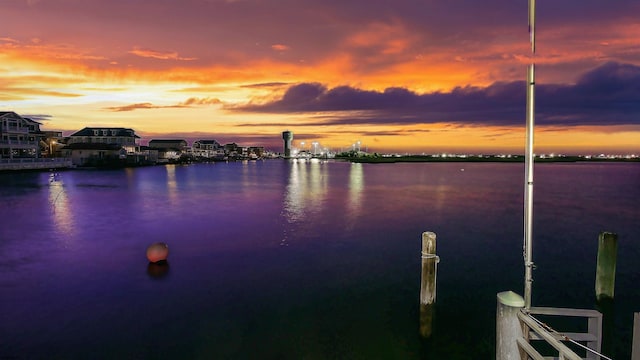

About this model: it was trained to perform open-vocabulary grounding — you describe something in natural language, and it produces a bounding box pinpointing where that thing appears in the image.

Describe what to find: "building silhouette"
[282,130,293,158]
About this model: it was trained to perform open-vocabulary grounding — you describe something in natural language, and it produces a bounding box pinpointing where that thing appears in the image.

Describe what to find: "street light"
[49,140,57,158]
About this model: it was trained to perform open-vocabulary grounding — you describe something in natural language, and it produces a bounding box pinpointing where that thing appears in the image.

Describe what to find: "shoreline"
[339,155,640,164]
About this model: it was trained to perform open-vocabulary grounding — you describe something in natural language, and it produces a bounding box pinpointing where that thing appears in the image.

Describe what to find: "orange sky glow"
[1,0,639,154]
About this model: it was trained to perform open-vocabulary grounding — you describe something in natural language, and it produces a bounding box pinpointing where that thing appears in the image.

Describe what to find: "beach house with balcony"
[63,127,143,167]
[0,111,43,160]
[0,111,72,171]
[192,139,225,160]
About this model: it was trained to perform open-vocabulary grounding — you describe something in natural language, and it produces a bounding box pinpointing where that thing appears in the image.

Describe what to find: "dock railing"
[497,291,608,360]
[0,158,72,171]
[519,307,604,360]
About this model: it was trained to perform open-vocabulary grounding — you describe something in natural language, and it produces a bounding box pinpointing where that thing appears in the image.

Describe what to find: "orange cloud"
[271,44,290,51]
[341,21,420,66]
[180,97,222,105]
[104,97,222,112]
[0,40,108,67]
[104,103,161,112]
[128,47,197,61]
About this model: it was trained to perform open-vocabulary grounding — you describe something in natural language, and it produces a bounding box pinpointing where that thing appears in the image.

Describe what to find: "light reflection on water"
[347,162,363,230]
[48,173,74,239]
[165,164,178,205]
[0,161,638,359]
[282,159,332,245]
[283,159,304,224]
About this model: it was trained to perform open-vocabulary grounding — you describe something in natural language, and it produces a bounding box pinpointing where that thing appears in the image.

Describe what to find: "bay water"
[1,160,638,359]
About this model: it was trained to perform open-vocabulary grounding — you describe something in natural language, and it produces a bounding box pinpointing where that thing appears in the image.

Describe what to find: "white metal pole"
[524,0,536,310]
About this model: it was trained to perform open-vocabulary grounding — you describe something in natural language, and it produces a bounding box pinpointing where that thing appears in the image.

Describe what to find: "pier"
[0,158,72,171]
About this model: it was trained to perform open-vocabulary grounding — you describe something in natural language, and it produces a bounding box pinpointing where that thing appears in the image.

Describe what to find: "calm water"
[1,160,638,359]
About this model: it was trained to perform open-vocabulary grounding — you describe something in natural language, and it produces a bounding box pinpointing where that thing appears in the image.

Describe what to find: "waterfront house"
[148,139,188,163]
[66,127,139,149]
[0,112,72,171]
[222,143,242,159]
[41,130,64,157]
[0,111,43,160]
[139,146,159,164]
[191,140,222,159]
[247,146,264,159]
[192,139,223,160]
[63,127,142,167]
[63,143,126,167]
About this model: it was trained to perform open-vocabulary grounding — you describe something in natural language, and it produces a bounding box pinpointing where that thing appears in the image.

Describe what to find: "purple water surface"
[1,160,638,359]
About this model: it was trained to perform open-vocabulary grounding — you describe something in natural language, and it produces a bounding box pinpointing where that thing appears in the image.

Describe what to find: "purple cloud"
[235,62,640,127]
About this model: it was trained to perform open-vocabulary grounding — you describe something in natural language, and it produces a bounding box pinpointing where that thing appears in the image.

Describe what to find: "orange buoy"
[146,242,169,263]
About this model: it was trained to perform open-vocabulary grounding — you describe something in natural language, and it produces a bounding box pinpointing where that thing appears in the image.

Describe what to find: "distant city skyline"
[1,0,639,154]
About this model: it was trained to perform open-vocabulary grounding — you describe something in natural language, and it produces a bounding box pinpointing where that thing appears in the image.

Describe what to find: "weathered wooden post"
[595,232,618,357]
[420,231,438,338]
[595,232,618,300]
[632,312,640,360]
[496,291,525,360]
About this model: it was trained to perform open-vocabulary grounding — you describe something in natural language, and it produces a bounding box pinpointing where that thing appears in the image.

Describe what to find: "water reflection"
[346,163,364,228]
[48,172,74,237]
[281,159,329,245]
[283,159,328,222]
[125,167,136,187]
[307,159,327,212]
[283,160,302,223]
[147,260,170,279]
[433,182,450,214]
[165,165,178,205]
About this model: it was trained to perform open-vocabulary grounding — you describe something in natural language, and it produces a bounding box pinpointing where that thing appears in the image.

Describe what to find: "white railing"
[0,139,39,145]
[0,158,72,170]
[518,307,607,360]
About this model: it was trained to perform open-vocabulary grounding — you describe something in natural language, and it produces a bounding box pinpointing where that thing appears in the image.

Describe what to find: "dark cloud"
[235,62,640,127]
[22,114,53,122]
[242,82,290,89]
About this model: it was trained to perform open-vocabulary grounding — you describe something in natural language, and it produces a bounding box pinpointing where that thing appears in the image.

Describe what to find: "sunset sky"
[1,0,639,154]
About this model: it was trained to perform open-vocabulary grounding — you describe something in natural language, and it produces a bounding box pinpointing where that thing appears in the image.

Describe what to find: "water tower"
[282,130,293,158]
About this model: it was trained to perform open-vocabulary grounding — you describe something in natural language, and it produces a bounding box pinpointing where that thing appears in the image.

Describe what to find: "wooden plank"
[530,307,601,319]
[517,337,545,360]
[529,331,597,342]
[518,311,583,360]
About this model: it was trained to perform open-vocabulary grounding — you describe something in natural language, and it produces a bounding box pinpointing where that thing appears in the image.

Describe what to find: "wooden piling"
[420,232,437,305]
[632,312,640,360]
[420,231,438,338]
[496,291,525,360]
[595,232,618,300]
